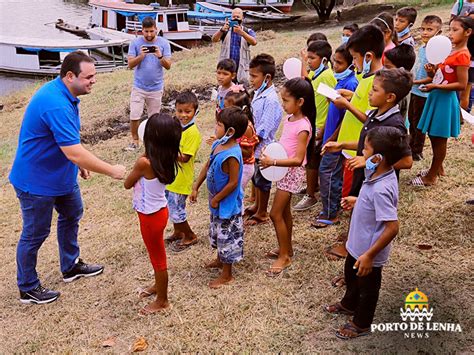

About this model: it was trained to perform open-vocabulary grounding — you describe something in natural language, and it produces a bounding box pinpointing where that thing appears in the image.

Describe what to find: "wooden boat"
[89,0,203,48]
[0,35,128,76]
[55,19,88,38]
[202,0,294,14]
[193,2,299,24]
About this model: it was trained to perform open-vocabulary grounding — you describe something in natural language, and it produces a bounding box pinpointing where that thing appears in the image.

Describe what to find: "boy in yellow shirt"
[166,92,202,252]
[294,40,337,211]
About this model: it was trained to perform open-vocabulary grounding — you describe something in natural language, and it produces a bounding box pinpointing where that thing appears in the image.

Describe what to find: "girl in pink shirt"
[259,78,315,276]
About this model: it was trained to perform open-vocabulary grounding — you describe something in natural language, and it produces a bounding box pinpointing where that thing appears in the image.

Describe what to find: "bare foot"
[205,258,223,269]
[209,275,234,289]
[138,285,156,299]
[139,300,171,315]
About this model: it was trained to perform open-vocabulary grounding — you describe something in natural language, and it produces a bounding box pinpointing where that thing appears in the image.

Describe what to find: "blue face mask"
[365,154,383,171]
[341,35,349,44]
[334,65,354,81]
[312,59,327,79]
[397,25,411,39]
[215,128,234,146]
[255,75,270,96]
[180,109,199,129]
[362,53,372,75]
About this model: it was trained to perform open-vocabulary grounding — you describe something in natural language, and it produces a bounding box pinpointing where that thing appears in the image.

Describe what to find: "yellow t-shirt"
[166,124,202,195]
[337,74,375,157]
[309,68,337,129]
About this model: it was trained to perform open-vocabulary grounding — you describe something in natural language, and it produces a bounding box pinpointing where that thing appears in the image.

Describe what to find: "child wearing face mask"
[293,40,336,212]
[332,25,384,217]
[190,107,248,289]
[312,44,358,229]
[341,23,359,45]
[324,126,410,340]
[245,54,283,226]
[165,92,202,253]
[323,68,413,261]
[395,7,417,47]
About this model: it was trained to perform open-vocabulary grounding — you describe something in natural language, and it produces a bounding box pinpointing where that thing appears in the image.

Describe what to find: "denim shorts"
[165,191,187,223]
[252,159,272,192]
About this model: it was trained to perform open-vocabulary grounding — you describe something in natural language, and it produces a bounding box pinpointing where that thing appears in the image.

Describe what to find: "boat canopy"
[113,10,158,22]
[187,11,231,20]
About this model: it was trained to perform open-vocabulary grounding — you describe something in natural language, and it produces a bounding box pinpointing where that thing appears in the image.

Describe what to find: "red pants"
[137,208,169,272]
[342,159,353,198]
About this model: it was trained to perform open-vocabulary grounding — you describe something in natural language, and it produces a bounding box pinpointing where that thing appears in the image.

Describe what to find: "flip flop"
[265,264,291,278]
[164,234,182,244]
[335,322,370,340]
[330,275,346,288]
[324,245,348,260]
[170,238,198,253]
[136,287,155,299]
[311,219,340,229]
[265,250,280,259]
[323,302,354,315]
[138,303,173,316]
[417,169,444,178]
[409,176,430,187]
[245,215,269,226]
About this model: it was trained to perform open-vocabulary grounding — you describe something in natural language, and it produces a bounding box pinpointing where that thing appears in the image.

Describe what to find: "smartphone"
[145,46,156,53]
[229,20,239,28]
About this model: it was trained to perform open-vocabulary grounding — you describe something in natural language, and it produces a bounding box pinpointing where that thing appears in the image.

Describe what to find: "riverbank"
[1,4,473,352]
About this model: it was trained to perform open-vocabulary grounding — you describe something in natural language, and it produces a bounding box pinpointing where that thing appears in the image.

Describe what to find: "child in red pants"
[124,113,182,315]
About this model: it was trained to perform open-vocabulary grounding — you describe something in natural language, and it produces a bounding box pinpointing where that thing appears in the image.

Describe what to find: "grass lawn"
[0,4,472,352]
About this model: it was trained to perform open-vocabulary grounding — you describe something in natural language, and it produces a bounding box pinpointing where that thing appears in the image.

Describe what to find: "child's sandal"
[323,302,354,315]
[335,321,370,340]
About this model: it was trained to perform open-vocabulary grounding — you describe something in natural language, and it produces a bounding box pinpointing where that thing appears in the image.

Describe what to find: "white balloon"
[138,119,148,142]
[283,58,302,80]
[426,35,452,65]
[259,142,289,182]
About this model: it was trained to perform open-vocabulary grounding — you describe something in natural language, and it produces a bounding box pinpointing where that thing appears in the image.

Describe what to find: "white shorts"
[130,86,163,120]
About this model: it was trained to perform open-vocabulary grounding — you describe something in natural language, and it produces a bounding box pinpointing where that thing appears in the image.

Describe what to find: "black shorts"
[252,159,272,192]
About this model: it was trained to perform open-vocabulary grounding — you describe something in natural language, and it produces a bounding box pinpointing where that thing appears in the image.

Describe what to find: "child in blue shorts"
[191,107,248,289]
[166,92,202,252]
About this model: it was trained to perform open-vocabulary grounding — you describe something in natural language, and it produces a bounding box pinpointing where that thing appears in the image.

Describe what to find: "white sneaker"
[293,194,318,211]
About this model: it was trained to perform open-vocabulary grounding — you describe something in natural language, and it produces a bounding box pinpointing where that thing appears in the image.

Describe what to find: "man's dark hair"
[366,126,410,165]
[175,91,199,110]
[343,23,359,33]
[249,53,276,79]
[335,44,353,67]
[60,51,95,78]
[307,40,332,61]
[384,44,416,71]
[306,32,328,45]
[422,15,443,25]
[346,25,385,58]
[217,58,237,73]
[396,7,417,24]
[142,16,156,28]
[216,106,249,139]
[375,68,413,103]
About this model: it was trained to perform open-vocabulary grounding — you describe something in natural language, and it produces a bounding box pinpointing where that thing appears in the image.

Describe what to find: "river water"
[0,0,91,96]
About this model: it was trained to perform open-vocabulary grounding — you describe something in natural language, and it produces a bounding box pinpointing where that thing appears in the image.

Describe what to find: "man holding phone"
[212,8,257,85]
[126,16,172,151]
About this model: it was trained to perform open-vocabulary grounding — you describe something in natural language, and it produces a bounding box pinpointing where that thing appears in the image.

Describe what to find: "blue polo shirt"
[128,36,171,92]
[9,77,81,196]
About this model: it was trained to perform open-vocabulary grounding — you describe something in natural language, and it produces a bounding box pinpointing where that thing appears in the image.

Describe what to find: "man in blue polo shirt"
[9,51,126,305]
[125,16,172,151]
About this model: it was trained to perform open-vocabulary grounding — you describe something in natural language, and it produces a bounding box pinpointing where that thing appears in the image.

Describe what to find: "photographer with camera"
[212,8,257,86]
[126,16,172,151]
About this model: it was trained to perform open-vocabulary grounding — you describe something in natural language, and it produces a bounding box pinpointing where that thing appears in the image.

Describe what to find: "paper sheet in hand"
[461,108,474,126]
[317,83,341,101]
